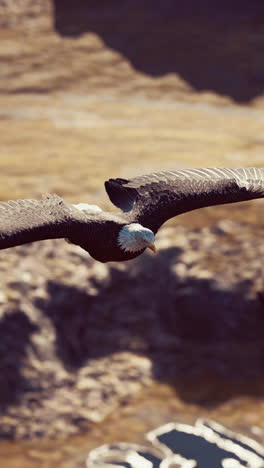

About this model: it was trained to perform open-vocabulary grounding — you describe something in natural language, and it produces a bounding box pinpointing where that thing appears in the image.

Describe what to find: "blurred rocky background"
[0,1,264,467]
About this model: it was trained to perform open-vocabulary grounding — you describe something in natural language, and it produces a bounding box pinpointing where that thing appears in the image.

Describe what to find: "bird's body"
[0,167,263,262]
[66,212,147,262]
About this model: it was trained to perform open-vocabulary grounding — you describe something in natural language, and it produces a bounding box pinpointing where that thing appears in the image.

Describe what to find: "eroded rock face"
[0,223,263,439]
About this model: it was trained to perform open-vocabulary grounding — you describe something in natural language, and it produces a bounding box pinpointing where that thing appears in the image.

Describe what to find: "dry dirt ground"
[0,1,264,467]
[0,92,264,227]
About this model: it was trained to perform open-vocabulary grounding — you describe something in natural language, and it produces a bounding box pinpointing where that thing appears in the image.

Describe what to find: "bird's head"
[117,223,156,255]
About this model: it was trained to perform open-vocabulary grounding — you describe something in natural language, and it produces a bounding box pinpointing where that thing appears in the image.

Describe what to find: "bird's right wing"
[0,194,88,250]
[105,167,264,232]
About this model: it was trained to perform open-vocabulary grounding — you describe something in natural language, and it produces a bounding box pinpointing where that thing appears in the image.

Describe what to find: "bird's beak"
[148,242,157,254]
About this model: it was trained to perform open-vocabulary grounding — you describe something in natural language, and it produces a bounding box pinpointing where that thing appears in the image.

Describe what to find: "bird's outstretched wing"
[105,167,264,232]
[0,194,87,250]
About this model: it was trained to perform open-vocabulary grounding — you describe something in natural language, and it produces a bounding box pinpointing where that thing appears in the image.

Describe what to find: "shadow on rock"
[54,0,264,103]
[35,247,181,368]
[36,245,264,405]
[0,311,38,411]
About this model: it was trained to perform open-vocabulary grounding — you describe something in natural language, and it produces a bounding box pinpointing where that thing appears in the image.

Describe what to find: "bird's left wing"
[105,167,264,232]
[0,194,88,250]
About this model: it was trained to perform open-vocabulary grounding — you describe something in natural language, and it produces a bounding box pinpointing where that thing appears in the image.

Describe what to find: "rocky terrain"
[0,221,264,440]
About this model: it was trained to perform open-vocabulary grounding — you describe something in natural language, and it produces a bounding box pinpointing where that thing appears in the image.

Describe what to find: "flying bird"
[0,167,263,263]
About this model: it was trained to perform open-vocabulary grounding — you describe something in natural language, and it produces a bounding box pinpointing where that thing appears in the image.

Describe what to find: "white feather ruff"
[118,223,155,253]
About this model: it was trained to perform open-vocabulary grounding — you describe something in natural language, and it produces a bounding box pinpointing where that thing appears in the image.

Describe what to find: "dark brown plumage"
[0,167,263,262]
[105,167,264,233]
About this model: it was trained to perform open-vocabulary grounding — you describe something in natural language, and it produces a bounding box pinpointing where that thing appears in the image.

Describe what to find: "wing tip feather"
[104,179,137,212]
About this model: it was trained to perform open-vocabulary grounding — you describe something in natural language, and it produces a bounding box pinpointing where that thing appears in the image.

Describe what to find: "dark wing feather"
[0,194,87,250]
[105,167,264,232]
[105,178,137,212]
